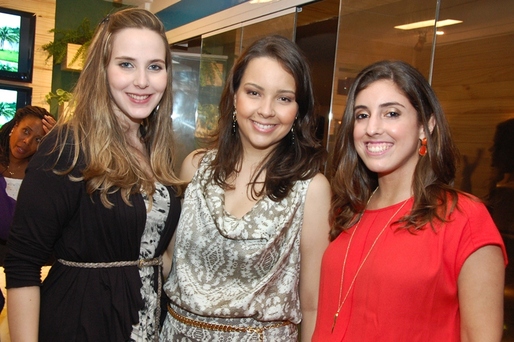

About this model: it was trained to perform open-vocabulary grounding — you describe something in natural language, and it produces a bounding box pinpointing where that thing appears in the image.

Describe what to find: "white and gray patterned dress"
[130,182,171,342]
[160,151,312,341]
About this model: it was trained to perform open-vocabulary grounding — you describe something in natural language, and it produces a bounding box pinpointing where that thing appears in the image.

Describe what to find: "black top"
[4,130,181,341]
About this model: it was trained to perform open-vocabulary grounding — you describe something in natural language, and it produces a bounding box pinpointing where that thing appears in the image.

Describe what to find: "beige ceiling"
[300,0,514,47]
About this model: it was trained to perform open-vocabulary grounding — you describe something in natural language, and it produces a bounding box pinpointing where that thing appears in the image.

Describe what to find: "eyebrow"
[21,125,33,133]
[243,82,296,95]
[113,56,165,64]
[354,101,406,110]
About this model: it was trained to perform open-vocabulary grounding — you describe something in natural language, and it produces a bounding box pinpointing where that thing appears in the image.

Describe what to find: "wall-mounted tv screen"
[0,7,36,83]
[0,83,32,128]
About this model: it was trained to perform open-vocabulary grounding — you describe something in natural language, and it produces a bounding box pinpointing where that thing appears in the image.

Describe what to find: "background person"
[0,105,55,259]
[487,118,514,235]
[487,118,514,283]
[4,8,182,342]
[160,35,331,341]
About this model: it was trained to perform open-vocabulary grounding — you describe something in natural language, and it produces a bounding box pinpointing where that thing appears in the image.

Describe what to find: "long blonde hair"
[51,8,182,207]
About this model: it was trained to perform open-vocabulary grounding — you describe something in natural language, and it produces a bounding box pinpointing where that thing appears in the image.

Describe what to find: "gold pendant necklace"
[5,164,19,177]
[331,189,409,333]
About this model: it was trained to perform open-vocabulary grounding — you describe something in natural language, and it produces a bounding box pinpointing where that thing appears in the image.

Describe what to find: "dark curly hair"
[0,105,51,168]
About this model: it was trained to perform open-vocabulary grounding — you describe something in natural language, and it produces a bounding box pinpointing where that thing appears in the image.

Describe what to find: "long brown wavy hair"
[329,60,460,240]
[49,8,182,208]
[208,35,325,201]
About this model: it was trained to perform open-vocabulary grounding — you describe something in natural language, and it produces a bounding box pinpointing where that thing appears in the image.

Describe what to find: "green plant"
[42,18,94,65]
[45,89,73,106]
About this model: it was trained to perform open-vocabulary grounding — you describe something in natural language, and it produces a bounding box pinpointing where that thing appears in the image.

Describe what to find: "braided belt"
[167,303,292,342]
[58,256,163,342]
[57,257,161,268]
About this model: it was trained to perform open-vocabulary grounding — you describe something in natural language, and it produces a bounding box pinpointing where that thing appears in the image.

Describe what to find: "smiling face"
[353,79,426,181]
[107,27,167,128]
[234,56,298,155]
[9,115,45,162]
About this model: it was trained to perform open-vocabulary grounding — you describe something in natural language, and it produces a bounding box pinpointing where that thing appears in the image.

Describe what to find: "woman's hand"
[42,115,56,134]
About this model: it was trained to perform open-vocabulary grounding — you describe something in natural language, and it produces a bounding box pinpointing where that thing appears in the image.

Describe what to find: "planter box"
[61,43,84,72]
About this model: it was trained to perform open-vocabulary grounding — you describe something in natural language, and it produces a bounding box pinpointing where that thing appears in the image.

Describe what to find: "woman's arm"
[7,286,40,342]
[299,173,331,341]
[458,245,505,342]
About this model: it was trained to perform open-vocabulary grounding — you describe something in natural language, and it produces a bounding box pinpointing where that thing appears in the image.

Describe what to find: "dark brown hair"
[209,35,325,201]
[329,60,460,240]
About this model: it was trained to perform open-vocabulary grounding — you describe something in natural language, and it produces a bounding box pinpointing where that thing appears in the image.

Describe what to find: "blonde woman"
[5,8,182,342]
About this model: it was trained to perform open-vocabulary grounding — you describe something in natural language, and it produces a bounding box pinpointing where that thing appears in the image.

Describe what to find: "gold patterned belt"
[166,303,292,342]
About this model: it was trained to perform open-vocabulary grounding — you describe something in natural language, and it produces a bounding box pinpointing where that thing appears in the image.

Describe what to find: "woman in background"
[0,105,55,254]
[160,35,330,341]
[5,8,181,342]
[313,60,506,341]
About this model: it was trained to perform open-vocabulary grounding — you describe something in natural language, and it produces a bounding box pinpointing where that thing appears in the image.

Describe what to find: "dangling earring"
[419,137,427,156]
[232,109,237,135]
[291,116,298,146]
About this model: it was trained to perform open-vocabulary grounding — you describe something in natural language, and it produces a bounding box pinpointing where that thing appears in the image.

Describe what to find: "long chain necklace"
[331,188,409,333]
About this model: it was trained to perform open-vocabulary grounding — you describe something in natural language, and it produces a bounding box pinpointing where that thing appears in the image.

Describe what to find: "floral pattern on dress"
[130,182,170,342]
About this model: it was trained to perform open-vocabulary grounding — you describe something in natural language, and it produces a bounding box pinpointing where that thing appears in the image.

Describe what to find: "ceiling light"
[394,19,462,31]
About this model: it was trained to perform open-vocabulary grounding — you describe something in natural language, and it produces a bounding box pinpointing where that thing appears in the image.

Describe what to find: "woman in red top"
[313,60,506,341]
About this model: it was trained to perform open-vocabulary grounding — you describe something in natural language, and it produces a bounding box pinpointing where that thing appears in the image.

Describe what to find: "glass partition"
[433,0,514,198]
[169,0,514,337]
[327,2,514,336]
[328,0,438,156]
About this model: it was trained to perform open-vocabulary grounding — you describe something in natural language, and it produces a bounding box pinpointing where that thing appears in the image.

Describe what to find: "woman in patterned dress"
[5,8,182,342]
[160,35,331,341]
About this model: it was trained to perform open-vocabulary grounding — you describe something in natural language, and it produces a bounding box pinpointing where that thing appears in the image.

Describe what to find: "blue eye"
[149,64,164,71]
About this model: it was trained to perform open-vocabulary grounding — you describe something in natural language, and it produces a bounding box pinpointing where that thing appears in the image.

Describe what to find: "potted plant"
[42,18,94,70]
[45,89,73,117]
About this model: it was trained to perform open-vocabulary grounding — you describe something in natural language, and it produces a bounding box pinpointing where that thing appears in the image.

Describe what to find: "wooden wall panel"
[0,0,55,110]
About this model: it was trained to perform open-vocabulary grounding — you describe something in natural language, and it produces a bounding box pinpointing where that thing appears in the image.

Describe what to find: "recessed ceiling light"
[394,19,463,30]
